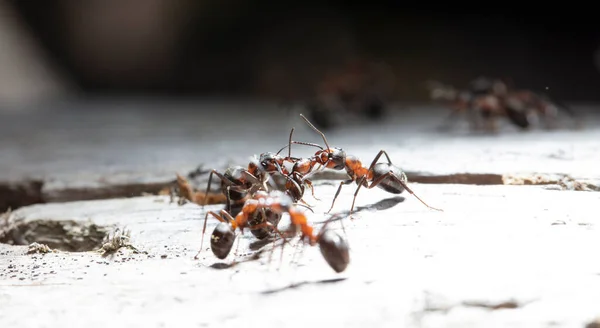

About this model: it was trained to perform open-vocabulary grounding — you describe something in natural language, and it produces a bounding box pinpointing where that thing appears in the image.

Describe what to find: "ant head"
[210,222,236,259]
[316,147,346,170]
[258,152,283,173]
[318,229,350,273]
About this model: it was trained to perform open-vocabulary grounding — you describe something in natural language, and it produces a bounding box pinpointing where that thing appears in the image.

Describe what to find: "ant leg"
[367,150,393,171]
[295,200,315,212]
[291,237,308,270]
[233,230,242,258]
[317,214,345,238]
[168,186,176,204]
[203,170,237,206]
[368,171,443,212]
[305,179,321,201]
[349,176,368,216]
[169,186,186,206]
[178,195,186,206]
[250,222,293,249]
[242,169,275,194]
[194,210,233,259]
[241,170,261,187]
[327,179,355,213]
[225,185,236,213]
[250,221,289,268]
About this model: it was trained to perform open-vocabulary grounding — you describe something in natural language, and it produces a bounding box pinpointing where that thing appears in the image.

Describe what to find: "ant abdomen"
[211,222,236,259]
[371,163,406,194]
[504,106,531,129]
[318,230,350,273]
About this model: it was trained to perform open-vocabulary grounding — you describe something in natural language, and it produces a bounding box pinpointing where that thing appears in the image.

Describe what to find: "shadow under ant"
[314,196,405,223]
[260,277,348,295]
[353,196,405,212]
[248,236,279,251]
[208,249,265,270]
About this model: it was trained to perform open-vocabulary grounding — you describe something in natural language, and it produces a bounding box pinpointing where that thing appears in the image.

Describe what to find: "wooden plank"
[1,183,600,327]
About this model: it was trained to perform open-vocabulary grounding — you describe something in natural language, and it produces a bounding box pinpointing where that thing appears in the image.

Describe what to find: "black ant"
[288,114,443,215]
[196,190,350,273]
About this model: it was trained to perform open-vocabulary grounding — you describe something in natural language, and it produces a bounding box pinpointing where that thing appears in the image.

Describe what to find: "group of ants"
[169,114,443,273]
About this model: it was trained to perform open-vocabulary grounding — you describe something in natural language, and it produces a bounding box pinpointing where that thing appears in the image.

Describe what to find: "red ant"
[288,114,443,215]
[195,190,350,273]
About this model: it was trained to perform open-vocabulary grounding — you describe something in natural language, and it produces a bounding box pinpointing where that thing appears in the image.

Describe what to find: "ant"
[288,114,443,215]
[428,78,578,132]
[169,174,227,206]
[196,190,350,273]
[188,151,293,215]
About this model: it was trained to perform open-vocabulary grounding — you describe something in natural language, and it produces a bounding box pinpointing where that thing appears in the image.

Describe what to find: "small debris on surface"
[27,242,56,254]
[0,219,108,251]
[422,298,529,313]
[97,228,139,257]
[502,173,600,191]
[461,299,526,310]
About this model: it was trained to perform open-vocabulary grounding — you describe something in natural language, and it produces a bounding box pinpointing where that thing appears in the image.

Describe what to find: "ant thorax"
[344,154,364,179]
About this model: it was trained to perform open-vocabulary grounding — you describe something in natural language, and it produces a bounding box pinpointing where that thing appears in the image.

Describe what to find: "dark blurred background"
[1,0,600,105]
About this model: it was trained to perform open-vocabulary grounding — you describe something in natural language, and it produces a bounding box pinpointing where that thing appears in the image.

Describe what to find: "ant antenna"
[299,113,331,150]
[276,141,323,155]
[397,180,443,212]
[288,127,293,158]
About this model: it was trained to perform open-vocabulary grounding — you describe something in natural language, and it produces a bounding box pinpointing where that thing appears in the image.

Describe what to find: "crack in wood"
[1,167,598,213]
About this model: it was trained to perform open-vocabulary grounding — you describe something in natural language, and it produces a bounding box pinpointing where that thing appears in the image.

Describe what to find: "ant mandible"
[290,114,443,215]
[195,190,350,273]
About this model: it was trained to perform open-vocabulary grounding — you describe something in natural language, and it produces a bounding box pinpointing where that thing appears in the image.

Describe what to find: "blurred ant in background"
[302,59,395,130]
[427,77,579,132]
